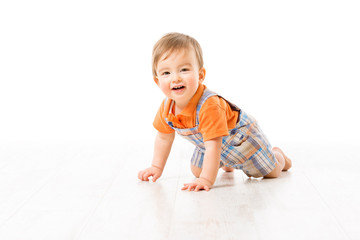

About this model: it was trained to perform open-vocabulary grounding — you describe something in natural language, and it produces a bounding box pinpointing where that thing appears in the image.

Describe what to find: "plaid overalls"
[164,88,276,178]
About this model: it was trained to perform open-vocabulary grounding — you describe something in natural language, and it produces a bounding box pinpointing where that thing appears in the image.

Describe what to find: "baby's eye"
[181,68,189,72]
[162,71,170,76]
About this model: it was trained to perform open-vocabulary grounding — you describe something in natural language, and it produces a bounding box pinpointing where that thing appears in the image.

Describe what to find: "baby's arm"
[182,137,222,191]
[138,131,175,182]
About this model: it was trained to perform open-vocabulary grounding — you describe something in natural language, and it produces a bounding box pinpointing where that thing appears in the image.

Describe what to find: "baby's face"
[154,48,205,110]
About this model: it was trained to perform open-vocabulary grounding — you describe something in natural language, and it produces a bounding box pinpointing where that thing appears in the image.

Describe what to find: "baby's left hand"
[181,177,213,192]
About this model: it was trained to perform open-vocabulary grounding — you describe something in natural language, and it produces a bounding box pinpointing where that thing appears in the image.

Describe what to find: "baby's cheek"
[159,84,170,95]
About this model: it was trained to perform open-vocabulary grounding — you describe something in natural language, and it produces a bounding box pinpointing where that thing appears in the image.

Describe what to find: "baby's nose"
[172,73,182,82]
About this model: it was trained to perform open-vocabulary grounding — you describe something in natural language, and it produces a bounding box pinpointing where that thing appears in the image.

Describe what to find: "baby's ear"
[199,68,206,83]
[154,76,159,86]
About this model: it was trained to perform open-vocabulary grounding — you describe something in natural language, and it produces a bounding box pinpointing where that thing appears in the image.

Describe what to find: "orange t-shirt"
[153,84,239,142]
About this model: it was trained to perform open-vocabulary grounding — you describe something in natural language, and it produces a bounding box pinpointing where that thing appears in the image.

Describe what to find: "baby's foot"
[272,147,292,171]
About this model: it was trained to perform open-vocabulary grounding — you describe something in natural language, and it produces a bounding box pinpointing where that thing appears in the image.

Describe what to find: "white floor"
[0,141,359,240]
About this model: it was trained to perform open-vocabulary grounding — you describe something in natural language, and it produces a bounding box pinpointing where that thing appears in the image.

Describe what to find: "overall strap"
[195,88,218,125]
[163,97,169,109]
[163,97,174,116]
[163,98,173,126]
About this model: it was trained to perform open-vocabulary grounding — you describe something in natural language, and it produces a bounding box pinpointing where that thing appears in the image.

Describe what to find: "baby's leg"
[222,166,234,172]
[273,147,292,171]
[193,164,234,178]
[264,147,292,178]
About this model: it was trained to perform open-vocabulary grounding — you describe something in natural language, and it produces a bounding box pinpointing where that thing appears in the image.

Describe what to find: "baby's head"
[152,33,204,78]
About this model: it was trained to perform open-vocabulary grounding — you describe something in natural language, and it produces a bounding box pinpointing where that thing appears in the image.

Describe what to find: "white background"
[1,0,359,147]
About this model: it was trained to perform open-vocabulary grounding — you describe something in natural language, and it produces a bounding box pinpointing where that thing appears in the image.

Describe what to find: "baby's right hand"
[138,166,163,182]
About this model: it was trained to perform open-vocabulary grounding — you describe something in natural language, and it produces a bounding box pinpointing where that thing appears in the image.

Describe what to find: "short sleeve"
[198,96,229,142]
[153,99,175,134]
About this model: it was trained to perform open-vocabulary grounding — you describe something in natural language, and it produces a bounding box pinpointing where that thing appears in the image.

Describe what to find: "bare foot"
[222,166,234,172]
[272,147,292,171]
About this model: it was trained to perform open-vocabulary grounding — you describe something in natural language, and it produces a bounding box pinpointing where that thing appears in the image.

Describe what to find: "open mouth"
[172,86,185,90]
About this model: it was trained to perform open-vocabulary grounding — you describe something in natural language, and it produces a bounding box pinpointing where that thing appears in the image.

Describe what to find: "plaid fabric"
[164,88,276,178]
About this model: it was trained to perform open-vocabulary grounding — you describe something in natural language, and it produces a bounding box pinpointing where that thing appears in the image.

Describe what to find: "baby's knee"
[191,165,202,178]
[222,166,234,172]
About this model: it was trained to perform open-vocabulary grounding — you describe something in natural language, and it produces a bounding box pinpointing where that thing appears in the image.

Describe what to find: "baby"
[138,33,292,191]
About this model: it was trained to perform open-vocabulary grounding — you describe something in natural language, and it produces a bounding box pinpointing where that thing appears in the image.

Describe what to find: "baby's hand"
[138,166,163,182]
[181,177,213,192]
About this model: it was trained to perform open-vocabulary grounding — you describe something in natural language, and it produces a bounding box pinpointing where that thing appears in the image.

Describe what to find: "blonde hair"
[152,32,204,77]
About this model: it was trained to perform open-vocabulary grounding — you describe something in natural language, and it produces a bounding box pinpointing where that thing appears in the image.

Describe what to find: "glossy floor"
[0,142,359,240]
